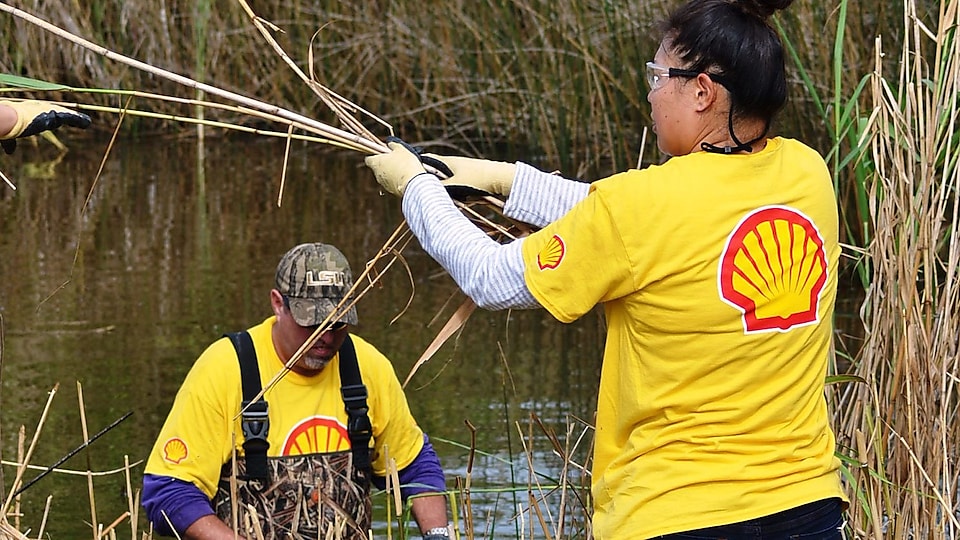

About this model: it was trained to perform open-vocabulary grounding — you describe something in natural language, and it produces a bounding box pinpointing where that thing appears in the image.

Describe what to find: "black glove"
[1,100,92,154]
[369,137,487,201]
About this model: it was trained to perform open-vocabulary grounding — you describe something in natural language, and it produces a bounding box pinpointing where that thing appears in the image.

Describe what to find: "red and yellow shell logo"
[537,235,566,270]
[282,416,351,456]
[719,206,827,333]
[162,438,188,464]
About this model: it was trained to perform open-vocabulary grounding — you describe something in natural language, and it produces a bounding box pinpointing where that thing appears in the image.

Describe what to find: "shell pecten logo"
[537,234,566,270]
[282,416,351,456]
[719,206,827,333]
[162,438,188,464]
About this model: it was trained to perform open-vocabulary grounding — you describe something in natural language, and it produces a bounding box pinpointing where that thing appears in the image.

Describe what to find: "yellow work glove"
[422,154,517,197]
[0,100,92,154]
[364,138,429,196]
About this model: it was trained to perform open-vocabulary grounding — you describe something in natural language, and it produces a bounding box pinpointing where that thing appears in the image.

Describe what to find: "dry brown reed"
[0,0,663,175]
[0,381,143,539]
[514,414,592,540]
[832,0,960,537]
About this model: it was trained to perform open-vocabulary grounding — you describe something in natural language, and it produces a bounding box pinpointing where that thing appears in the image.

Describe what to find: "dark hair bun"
[738,0,794,19]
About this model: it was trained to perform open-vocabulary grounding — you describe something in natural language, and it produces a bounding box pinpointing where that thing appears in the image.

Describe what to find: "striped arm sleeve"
[503,162,591,227]
[401,174,540,310]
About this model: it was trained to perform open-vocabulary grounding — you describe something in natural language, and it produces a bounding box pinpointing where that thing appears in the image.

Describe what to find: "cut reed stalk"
[461,420,477,540]
[0,314,5,502]
[124,455,137,540]
[77,382,99,540]
[0,384,58,516]
[36,495,51,539]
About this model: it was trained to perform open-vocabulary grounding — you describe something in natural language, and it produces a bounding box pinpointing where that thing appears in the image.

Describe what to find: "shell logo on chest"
[718,206,828,333]
[282,416,351,456]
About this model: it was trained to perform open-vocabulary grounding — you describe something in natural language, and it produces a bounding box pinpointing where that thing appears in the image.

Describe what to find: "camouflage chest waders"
[216,451,371,539]
[216,332,373,540]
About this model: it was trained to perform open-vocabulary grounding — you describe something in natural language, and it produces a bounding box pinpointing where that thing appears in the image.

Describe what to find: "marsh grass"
[778,1,875,288]
[839,1,960,536]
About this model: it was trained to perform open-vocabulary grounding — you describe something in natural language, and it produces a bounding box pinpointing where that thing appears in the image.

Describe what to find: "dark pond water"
[0,134,606,538]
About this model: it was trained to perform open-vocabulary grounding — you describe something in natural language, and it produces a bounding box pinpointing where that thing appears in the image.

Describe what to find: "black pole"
[12,411,134,498]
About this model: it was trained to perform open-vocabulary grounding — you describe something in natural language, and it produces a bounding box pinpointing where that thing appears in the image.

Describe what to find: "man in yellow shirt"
[143,243,450,540]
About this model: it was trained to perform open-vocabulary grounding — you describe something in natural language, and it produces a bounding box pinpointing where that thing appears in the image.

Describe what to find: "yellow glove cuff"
[0,100,29,139]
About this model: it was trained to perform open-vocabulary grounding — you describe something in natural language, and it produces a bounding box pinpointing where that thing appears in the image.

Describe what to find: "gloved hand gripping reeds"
[0,99,91,154]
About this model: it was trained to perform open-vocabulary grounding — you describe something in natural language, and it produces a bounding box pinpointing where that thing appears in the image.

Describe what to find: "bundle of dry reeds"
[0,0,664,175]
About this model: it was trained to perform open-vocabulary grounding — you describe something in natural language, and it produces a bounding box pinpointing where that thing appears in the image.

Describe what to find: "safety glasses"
[645,61,728,92]
[281,295,349,330]
[645,61,704,91]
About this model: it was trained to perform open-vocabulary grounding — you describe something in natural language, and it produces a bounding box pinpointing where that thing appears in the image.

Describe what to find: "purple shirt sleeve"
[372,434,446,498]
[142,473,215,537]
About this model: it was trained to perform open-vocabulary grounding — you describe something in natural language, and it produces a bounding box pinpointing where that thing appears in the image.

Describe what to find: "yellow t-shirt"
[145,317,425,499]
[521,137,846,538]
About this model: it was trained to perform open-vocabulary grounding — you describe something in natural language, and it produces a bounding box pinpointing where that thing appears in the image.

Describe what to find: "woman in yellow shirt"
[366,0,847,537]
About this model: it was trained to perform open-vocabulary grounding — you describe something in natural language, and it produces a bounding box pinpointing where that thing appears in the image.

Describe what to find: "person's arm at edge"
[0,100,92,154]
[410,494,449,537]
[142,473,246,539]
[402,174,539,311]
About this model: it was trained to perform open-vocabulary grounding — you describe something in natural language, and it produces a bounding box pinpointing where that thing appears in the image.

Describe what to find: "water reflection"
[0,134,865,538]
[0,135,604,538]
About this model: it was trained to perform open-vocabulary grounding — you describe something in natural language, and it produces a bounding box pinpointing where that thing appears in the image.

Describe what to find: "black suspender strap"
[224,331,270,481]
[338,335,373,472]
[224,331,371,476]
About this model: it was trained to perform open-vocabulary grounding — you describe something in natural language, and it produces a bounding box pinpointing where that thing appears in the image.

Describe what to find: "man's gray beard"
[302,356,330,371]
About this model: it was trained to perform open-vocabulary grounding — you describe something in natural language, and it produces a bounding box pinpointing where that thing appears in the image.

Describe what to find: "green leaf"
[0,74,76,91]
[826,374,868,386]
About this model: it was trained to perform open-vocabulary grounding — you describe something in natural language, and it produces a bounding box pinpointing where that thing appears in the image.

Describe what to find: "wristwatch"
[423,526,451,539]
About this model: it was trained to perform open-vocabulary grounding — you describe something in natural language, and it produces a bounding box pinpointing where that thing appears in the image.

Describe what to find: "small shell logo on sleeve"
[162,438,189,464]
[537,235,566,270]
[718,206,828,333]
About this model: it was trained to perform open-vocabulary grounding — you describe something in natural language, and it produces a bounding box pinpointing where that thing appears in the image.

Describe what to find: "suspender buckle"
[241,400,270,449]
[341,383,368,407]
[346,413,372,439]
[341,384,372,437]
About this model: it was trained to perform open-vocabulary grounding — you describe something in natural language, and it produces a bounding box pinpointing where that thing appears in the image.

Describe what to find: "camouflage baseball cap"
[275,243,359,327]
